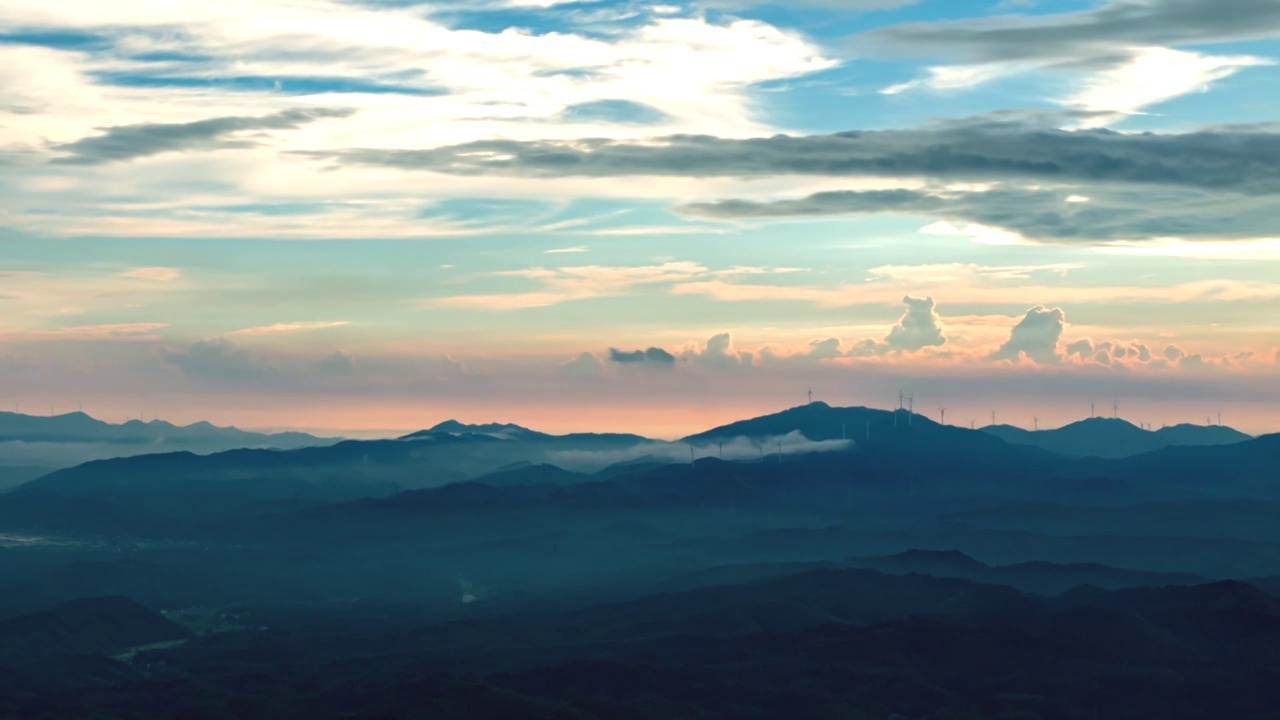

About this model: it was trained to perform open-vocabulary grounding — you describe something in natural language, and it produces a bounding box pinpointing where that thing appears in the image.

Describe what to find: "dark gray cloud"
[856,0,1280,64]
[302,114,1280,196]
[53,108,355,165]
[678,184,1280,242]
[161,338,274,382]
[608,347,677,365]
[993,306,1067,364]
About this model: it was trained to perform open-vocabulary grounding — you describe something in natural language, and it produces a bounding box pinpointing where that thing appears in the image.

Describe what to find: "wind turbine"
[1218,411,1223,427]
[938,407,946,425]
[1113,402,1119,419]
[970,419,975,430]
[807,387,813,405]
[907,394,914,425]
[1090,402,1095,419]
[1034,416,1039,432]
[991,410,997,427]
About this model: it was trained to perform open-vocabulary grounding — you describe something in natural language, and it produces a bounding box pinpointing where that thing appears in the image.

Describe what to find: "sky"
[1,0,1279,438]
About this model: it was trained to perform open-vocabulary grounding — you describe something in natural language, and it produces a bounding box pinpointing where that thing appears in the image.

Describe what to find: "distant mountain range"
[413,419,651,446]
[0,411,330,448]
[0,411,339,474]
[3,403,1278,537]
[982,416,1252,458]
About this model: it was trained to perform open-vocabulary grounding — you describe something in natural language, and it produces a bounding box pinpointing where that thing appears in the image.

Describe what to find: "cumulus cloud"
[608,347,677,365]
[53,108,355,165]
[440,354,467,374]
[883,295,946,352]
[315,350,356,376]
[1065,338,1095,359]
[161,338,272,382]
[807,337,844,360]
[680,332,753,367]
[992,306,1067,364]
[557,351,604,377]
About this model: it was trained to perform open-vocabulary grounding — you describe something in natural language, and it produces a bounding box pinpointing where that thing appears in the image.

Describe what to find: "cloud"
[52,108,355,165]
[679,184,1280,244]
[992,306,1067,364]
[304,113,1280,197]
[316,350,356,376]
[1060,47,1271,120]
[119,267,182,282]
[883,295,946,352]
[608,347,677,365]
[1065,338,1095,359]
[557,351,604,377]
[807,337,844,360]
[680,332,752,368]
[440,354,467,374]
[671,277,1280,308]
[0,323,168,342]
[858,0,1280,65]
[426,262,804,310]
[161,338,272,382]
[230,321,350,336]
[854,1,1278,122]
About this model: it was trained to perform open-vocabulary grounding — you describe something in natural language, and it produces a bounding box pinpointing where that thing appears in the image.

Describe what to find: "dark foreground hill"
[10,570,1280,720]
[0,596,189,662]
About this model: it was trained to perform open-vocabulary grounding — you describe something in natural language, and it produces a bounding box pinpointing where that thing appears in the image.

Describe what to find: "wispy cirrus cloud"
[670,278,1280,308]
[119,266,183,282]
[0,322,169,342]
[230,321,351,336]
[425,261,804,310]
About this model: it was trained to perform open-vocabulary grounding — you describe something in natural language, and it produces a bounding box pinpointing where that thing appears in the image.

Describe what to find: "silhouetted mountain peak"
[430,419,533,434]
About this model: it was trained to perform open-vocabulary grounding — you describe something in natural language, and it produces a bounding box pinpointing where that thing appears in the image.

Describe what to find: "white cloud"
[992,306,1066,364]
[1062,47,1272,124]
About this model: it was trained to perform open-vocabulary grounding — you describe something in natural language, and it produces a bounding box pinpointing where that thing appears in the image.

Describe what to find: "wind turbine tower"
[807,387,813,405]
[991,410,997,427]
[1113,402,1119,419]
[1090,403,1095,419]
[938,407,946,425]
[1218,411,1223,427]
[1034,417,1039,432]
[908,394,914,425]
